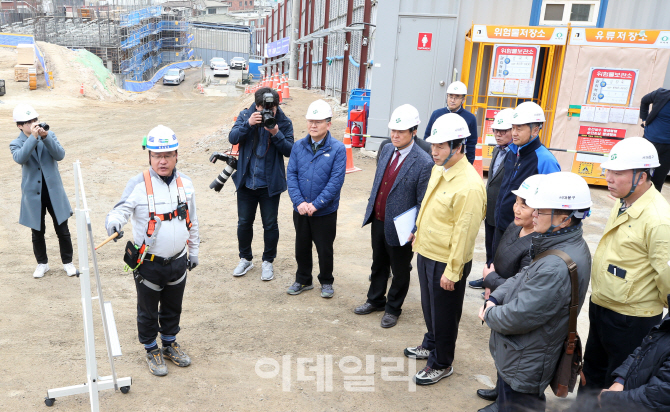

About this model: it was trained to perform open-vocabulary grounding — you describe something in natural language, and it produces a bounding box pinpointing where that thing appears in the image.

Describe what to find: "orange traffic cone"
[282,77,291,100]
[271,74,278,89]
[474,144,483,178]
[79,83,84,96]
[344,127,362,174]
[226,116,240,157]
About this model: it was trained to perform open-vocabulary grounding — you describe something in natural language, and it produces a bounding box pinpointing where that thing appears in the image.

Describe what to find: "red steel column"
[320,0,330,91]
[302,0,310,88]
[297,0,303,86]
[282,0,288,74]
[340,0,354,104]
[307,0,315,89]
[357,0,371,88]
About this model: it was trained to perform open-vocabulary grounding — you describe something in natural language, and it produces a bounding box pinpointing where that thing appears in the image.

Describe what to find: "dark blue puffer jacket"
[287,132,347,216]
[423,106,478,164]
[494,136,560,231]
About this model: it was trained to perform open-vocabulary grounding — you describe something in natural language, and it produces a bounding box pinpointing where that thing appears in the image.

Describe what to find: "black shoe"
[381,312,398,328]
[354,302,385,315]
[477,402,498,412]
[477,386,498,401]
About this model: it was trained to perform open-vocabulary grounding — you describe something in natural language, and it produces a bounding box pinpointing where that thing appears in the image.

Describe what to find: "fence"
[0,32,51,88]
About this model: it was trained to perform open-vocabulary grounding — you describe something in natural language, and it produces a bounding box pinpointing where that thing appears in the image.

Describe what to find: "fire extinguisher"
[351,123,361,147]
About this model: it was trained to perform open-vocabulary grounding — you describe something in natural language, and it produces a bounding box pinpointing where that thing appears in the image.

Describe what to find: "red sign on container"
[417,33,432,50]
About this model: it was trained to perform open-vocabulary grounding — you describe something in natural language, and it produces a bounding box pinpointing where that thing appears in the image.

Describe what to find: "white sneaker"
[261,261,274,281]
[33,263,50,278]
[233,258,253,277]
[63,263,77,277]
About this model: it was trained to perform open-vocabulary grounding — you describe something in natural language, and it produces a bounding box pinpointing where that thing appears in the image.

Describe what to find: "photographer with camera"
[10,103,77,279]
[229,87,294,281]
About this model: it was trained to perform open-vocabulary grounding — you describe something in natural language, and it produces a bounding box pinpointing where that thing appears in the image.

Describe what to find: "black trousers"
[134,254,188,345]
[497,374,546,412]
[648,140,670,193]
[579,299,662,395]
[293,210,337,286]
[417,254,471,370]
[484,220,496,266]
[31,180,73,265]
[366,218,414,316]
[236,186,281,262]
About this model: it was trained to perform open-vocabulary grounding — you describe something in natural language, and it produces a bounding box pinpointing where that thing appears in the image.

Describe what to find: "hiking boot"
[321,284,334,298]
[287,282,314,295]
[33,263,49,279]
[261,261,274,281]
[413,366,453,385]
[469,278,484,289]
[63,263,77,277]
[404,345,430,359]
[162,342,191,367]
[233,258,253,277]
[146,348,168,376]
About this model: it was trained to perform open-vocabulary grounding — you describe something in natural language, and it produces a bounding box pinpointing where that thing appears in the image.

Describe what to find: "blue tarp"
[0,33,51,88]
[124,60,202,92]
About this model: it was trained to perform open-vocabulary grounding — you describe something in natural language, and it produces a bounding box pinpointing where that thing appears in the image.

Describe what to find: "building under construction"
[1,0,195,85]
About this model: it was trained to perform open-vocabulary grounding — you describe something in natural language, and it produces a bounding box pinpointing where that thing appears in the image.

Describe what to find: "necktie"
[389,150,401,171]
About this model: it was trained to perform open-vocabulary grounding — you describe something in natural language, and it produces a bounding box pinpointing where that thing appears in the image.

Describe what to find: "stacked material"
[15,44,35,82]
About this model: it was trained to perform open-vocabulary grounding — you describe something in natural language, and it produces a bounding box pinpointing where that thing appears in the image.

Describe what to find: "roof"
[204,0,230,7]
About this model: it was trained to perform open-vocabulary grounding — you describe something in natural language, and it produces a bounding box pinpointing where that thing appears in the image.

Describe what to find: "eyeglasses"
[307,120,327,126]
[150,153,176,160]
[447,95,465,101]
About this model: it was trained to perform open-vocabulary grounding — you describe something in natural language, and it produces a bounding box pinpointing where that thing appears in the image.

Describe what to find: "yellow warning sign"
[484,145,495,158]
[577,162,593,175]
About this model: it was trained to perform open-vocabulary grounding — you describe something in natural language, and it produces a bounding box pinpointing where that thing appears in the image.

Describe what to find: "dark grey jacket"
[485,224,591,394]
[483,222,534,292]
[640,88,670,126]
[485,146,507,225]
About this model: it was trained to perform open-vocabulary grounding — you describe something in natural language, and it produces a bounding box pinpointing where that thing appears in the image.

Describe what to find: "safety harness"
[126,170,192,292]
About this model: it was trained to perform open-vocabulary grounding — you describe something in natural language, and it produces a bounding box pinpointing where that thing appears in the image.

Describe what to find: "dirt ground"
[1,44,670,412]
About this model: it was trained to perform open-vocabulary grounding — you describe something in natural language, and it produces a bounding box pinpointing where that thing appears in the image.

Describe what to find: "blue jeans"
[236,186,281,262]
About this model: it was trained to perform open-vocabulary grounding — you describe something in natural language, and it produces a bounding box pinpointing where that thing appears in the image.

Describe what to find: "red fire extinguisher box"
[349,104,367,148]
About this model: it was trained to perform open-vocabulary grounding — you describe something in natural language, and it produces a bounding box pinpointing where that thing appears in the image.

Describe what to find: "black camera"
[260,92,277,129]
[209,152,238,192]
[38,122,49,131]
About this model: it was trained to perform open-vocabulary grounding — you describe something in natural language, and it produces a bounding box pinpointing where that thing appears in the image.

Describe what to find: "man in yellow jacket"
[580,136,670,395]
[404,113,486,386]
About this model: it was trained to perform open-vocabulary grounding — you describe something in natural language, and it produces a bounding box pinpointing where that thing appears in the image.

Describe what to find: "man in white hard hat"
[423,81,478,164]
[286,100,346,298]
[354,104,433,328]
[10,103,76,279]
[493,101,560,258]
[105,125,200,377]
[470,108,515,291]
[481,172,592,412]
[579,136,670,396]
[404,113,486,385]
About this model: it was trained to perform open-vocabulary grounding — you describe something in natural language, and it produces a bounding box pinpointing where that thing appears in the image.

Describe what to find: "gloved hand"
[107,222,123,241]
[187,255,198,271]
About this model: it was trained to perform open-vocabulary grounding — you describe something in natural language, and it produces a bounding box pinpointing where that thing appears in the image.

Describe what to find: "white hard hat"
[426,113,470,144]
[511,174,544,200]
[306,99,333,120]
[492,108,514,130]
[600,136,660,170]
[387,104,421,130]
[13,103,39,122]
[510,101,546,125]
[145,125,179,152]
[447,81,467,95]
[526,172,592,211]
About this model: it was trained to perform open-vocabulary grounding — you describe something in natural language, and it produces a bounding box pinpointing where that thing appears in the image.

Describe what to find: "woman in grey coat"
[9,104,75,278]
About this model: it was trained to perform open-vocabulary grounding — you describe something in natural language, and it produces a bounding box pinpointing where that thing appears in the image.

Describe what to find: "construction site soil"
[1,43,669,412]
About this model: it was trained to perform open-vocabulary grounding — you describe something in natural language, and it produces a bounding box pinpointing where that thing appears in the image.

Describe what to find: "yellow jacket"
[591,186,670,316]
[413,157,486,282]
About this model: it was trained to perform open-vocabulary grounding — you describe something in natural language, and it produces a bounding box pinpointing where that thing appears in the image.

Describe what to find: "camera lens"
[38,122,49,131]
[263,116,277,129]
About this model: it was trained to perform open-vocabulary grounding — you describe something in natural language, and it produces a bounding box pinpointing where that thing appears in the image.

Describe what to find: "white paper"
[393,206,418,246]
[593,106,610,123]
[503,79,519,95]
[489,78,504,94]
[517,79,534,98]
[576,153,608,163]
[623,108,640,124]
[608,107,625,123]
[580,105,595,122]
[485,135,497,145]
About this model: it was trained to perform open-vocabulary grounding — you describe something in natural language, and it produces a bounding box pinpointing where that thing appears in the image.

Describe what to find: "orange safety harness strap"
[142,170,192,239]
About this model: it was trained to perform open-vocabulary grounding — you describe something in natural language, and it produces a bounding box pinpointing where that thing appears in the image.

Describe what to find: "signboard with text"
[472,25,568,45]
[584,67,639,107]
[571,126,626,181]
[570,28,670,49]
[417,33,432,50]
[488,44,540,98]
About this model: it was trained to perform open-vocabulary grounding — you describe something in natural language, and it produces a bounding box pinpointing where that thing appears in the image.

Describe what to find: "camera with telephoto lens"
[209,152,238,192]
[260,92,277,129]
[38,122,49,131]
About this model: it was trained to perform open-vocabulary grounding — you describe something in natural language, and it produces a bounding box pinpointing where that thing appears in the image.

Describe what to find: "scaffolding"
[0,0,194,85]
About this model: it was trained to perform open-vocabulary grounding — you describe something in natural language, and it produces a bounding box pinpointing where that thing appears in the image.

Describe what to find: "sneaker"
[162,342,191,367]
[233,258,253,277]
[146,348,168,376]
[321,284,334,298]
[33,263,49,278]
[404,345,430,359]
[261,261,274,281]
[469,278,484,289]
[287,282,314,295]
[63,263,77,277]
[413,366,453,385]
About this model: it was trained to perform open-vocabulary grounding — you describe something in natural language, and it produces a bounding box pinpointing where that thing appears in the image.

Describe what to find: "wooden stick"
[95,232,119,250]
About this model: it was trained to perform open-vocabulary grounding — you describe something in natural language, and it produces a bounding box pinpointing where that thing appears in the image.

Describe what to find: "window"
[539,1,600,26]
[239,1,242,6]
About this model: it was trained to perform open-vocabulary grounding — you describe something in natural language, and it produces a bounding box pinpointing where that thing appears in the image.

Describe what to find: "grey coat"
[363,141,433,246]
[485,224,591,394]
[485,146,506,225]
[10,131,72,230]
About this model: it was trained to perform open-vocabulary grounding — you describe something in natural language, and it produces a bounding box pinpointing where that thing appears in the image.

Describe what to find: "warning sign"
[488,44,540,98]
[417,33,432,51]
[481,109,501,159]
[570,126,626,182]
[585,68,639,107]
[577,162,594,176]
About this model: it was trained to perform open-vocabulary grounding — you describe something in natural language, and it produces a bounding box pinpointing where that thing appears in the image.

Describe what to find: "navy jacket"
[423,106,478,164]
[229,103,294,196]
[494,137,560,230]
[363,141,433,246]
[601,311,670,411]
[640,88,670,145]
[287,132,346,216]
